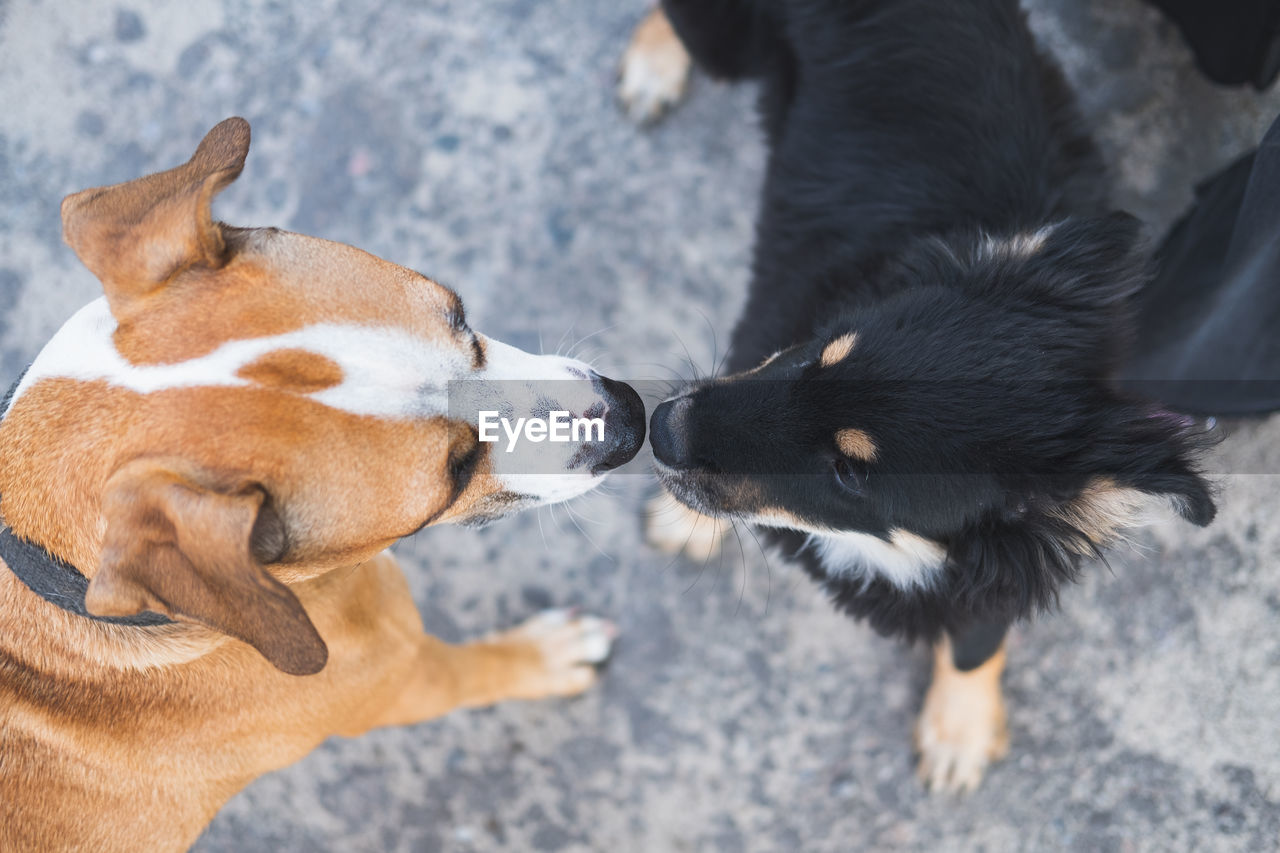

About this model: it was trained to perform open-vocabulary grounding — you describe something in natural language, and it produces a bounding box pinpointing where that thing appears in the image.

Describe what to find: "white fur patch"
[805,528,947,590]
[459,337,613,504]
[10,298,624,511]
[748,508,946,590]
[977,224,1058,261]
[9,297,470,418]
[617,7,692,124]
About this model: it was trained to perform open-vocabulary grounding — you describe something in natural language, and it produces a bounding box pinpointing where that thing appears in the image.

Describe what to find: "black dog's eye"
[833,457,867,494]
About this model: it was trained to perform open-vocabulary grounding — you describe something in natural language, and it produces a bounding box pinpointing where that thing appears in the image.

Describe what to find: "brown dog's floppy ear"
[60,117,251,321]
[85,458,328,676]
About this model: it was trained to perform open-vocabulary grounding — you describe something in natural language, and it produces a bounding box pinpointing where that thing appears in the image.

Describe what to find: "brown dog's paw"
[644,493,727,561]
[914,640,1009,793]
[618,7,692,124]
[491,608,617,698]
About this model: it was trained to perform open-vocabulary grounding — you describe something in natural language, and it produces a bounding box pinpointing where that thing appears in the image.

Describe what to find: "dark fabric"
[1121,112,1280,415]
[0,525,173,626]
[949,618,1009,671]
[1142,0,1280,89]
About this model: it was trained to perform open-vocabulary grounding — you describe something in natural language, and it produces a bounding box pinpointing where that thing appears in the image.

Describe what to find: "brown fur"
[0,552,598,850]
[820,332,857,367]
[0,119,610,850]
[617,6,692,123]
[60,118,249,323]
[915,635,1009,792]
[1049,476,1148,547]
[237,349,345,392]
[834,427,877,462]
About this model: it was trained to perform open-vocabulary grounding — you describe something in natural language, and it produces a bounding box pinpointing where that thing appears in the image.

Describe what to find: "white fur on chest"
[804,528,947,591]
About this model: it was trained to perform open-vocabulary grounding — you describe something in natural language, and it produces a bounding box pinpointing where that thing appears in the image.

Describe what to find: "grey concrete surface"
[2,1,1279,851]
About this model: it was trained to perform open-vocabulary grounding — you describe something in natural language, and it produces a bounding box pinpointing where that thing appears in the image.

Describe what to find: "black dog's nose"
[650,396,695,469]
[588,376,646,474]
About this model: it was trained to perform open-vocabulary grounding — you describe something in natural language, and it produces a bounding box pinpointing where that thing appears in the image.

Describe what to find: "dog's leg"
[660,0,784,79]
[325,552,618,735]
[358,607,618,732]
[644,491,728,562]
[450,607,618,706]
[914,622,1010,793]
[618,0,789,123]
[618,7,692,124]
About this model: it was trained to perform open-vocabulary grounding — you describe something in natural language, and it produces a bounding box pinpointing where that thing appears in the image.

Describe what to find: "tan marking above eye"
[236,348,344,392]
[835,427,877,461]
[820,333,858,367]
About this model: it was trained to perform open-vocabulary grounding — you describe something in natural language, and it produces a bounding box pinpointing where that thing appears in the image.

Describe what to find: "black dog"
[621,0,1215,791]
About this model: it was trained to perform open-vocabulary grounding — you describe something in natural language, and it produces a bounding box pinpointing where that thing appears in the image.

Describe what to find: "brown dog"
[0,118,646,850]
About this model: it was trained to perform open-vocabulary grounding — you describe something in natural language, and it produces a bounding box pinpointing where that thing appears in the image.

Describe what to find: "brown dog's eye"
[447,429,482,491]
[833,457,867,495]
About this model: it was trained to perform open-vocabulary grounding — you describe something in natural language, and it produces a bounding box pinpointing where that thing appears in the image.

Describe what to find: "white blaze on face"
[6,298,619,512]
[6,298,471,419]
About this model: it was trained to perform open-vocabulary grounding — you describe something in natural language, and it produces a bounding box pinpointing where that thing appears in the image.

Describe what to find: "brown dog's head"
[0,118,644,674]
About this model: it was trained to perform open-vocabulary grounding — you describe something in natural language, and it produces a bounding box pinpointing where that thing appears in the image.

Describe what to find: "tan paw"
[644,492,727,562]
[914,641,1010,793]
[618,7,692,124]
[492,608,618,698]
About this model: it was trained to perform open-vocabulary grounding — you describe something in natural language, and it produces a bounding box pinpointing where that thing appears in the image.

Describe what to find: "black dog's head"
[651,215,1214,622]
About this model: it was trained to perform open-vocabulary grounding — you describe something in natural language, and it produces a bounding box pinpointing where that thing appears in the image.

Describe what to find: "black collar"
[0,367,172,627]
[0,525,172,627]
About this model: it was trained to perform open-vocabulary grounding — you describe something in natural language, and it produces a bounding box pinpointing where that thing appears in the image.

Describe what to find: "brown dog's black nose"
[649,396,695,469]
[587,376,646,474]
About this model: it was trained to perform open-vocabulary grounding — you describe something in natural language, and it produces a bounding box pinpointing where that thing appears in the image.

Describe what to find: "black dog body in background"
[636,0,1216,791]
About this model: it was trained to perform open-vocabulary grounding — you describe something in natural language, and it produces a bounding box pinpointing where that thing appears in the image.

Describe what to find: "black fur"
[650,0,1215,649]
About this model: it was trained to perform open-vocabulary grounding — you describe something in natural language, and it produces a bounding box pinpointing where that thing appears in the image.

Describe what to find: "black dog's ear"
[1131,461,1216,527]
[1033,401,1216,532]
[1017,212,1149,312]
[894,213,1146,334]
[1097,405,1217,527]
[946,433,1214,623]
[964,212,1150,373]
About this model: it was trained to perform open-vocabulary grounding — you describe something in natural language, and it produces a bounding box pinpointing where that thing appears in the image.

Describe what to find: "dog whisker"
[551,313,582,358]
[668,329,710,386]
[565,323,619,362]
[737,518,776,617]
[680,509,719,595]
[563,503,616,563]
[535,504,552,554]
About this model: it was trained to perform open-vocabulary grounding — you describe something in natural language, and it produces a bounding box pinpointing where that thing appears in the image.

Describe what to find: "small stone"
[114,9,145,43]
[75,111,105,138]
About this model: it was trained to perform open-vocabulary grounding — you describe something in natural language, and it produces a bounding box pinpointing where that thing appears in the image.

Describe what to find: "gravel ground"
[2,1,1278,851]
